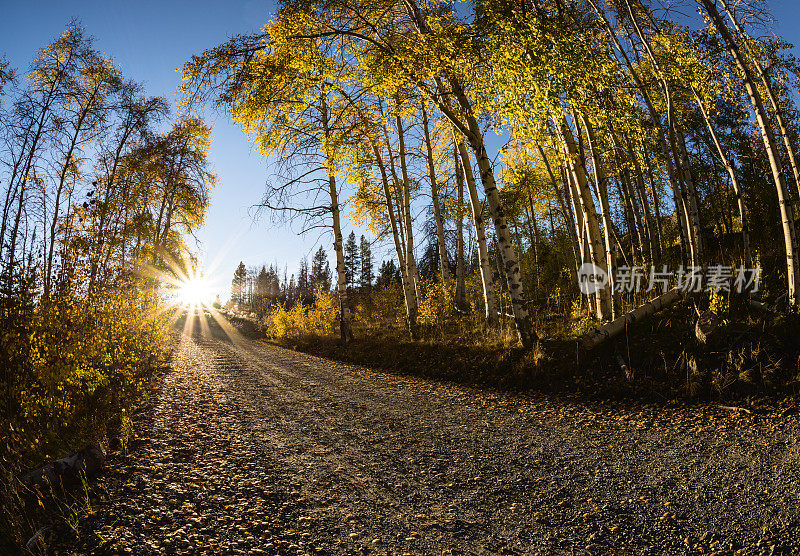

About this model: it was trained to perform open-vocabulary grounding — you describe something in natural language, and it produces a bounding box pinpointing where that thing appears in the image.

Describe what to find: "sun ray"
[165,303,187,327]
[198,305,212,339]
[141,245,237,342]
[183,303,198,337]
[206,304,246,347]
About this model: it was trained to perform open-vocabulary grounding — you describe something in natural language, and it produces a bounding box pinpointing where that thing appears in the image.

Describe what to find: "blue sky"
[1,0,348,299]
[2,0,800,299]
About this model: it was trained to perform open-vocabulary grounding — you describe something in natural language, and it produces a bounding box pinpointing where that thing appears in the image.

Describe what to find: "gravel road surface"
[61,322,800,555]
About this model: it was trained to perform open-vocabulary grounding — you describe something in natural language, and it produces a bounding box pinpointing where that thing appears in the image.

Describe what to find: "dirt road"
[62,323,800,555]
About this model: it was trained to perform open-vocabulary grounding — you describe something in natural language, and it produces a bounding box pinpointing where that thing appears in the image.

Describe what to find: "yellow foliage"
[569,299,595,337]
[267,288,339,339]
[356,283,406,328]
[418,278,455,327]
[1,281,169,469]
[708,289,729,319]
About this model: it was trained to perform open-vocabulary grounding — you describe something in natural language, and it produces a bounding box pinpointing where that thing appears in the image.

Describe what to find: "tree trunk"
[614,178,637,265]
[48,122,87,295]
[581,114,617,319]
[610,130,644,264]
[563,163,595,314]
[675,125,704,263]
[525,199,541,292]
[396,111,421,302]
[563,162,586,268]
[321,93,352,342]
[668,110,701,268]
[588,0,690,264]
[692,85,752,268]
[454,144,467,309]
[399,2,534,340]
[539,144,580,283]
[640,134,665,255]
[432,74,536,346]
[721,0,800,199]
[371,139,418,337]
[624,132,657,263]
[558,117,611,320]
[421,103,452,290]
[581,288,684,350]
[456,136,498,324]
[699,0,799,305]
[379,104,410,275]
[623,0,703,266]
[0,121,36,267]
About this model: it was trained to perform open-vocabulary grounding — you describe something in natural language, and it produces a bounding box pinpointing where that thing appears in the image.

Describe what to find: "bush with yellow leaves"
[568,299,595,337]
[0,277,169,473]
[268,301,305,338]
[266,287,338,339]
[353,282,406,330]
[0,272,170,551]
[417,278,455,328]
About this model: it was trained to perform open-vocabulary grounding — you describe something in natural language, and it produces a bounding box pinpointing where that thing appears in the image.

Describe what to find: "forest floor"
[54,315,800,555]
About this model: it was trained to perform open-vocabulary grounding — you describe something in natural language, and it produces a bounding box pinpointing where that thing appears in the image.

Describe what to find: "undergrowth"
[230,284,800,404]
[0,276,171,554]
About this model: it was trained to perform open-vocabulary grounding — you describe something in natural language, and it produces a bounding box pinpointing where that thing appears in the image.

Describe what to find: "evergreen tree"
[280,266,288,304]
[417,235,441,279]
[246,266,257,306]
[287,274,296,305]
[359,235,374,289]
[298,256,310,293]
[376,259,400,287]
[344,231,359,288]
[310,246,332,291]
[266,264,280,298]
[255,265,269,308]
[231,261,247,305]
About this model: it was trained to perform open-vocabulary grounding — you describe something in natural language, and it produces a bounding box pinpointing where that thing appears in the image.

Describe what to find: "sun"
[154,254,221,310]
[173,275,215,307]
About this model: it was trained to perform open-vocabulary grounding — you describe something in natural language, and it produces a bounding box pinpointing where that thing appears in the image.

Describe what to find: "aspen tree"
[456,135,498,324]
[454,144,467,309]
[698,0,799,305]
[421,102,452,290]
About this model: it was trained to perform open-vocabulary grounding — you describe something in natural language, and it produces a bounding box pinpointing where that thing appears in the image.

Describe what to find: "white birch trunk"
[700,0,799,305]
[581,114,617,320]
[456,136,498,324]
[582,288,684,350]
[721,0,800,198]
[371,138,418,337]
[321,93,352,342]
[623,0,703,266]
[692,85,752,268]
[454,144,467,309]
[396,112,421,302]
[558,118,612,321]
[421,104,452,290]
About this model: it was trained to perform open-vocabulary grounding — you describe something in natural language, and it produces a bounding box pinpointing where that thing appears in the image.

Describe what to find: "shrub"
[267,288,338,339]
[0,276,169,550]
[418,278,455,329]
[1,281,168,468]
[361,283,406,328]
[568,299,595,337]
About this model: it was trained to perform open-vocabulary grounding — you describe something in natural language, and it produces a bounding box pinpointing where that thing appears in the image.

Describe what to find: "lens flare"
[174,275,215,306]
